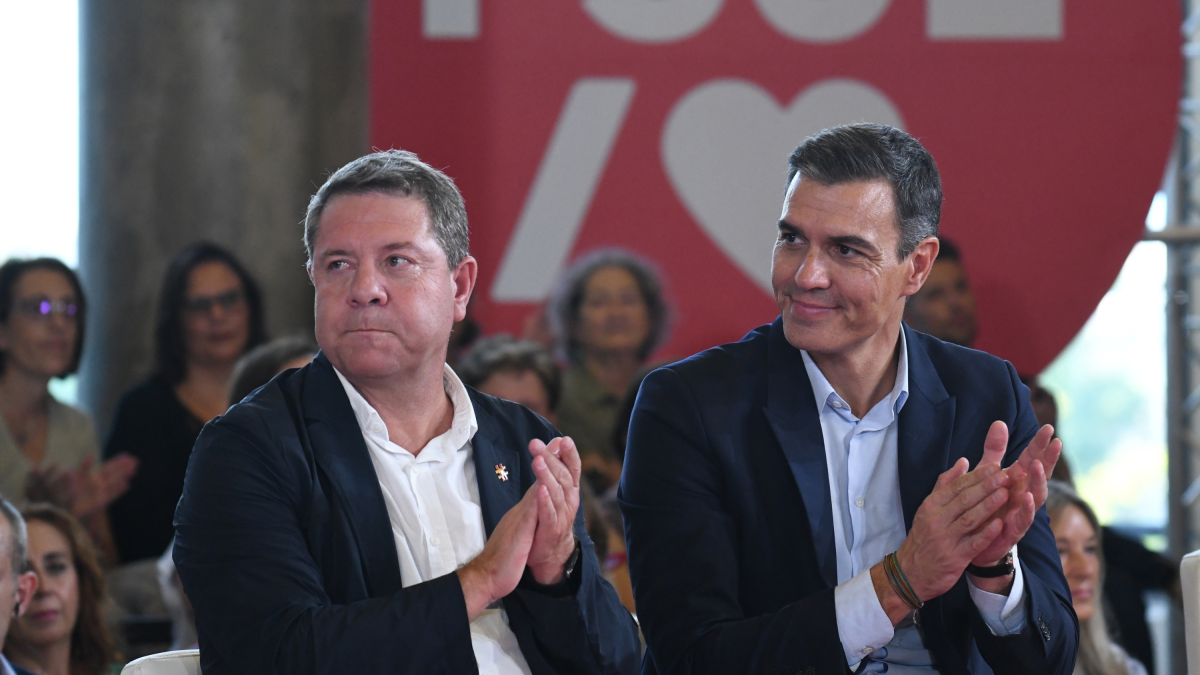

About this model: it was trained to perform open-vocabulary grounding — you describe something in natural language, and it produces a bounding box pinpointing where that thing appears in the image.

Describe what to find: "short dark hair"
[228,335,318,405]
[155,243,266,385]
[787,123,942,260]
[936,237,961,263]
[304,149,470,269]
[457,335,562,413]
[0,258,87,378]
[550,249,670,364]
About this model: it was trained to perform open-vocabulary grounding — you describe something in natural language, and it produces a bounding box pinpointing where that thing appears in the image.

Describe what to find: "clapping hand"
[526,437,582,585]
[969,422,1061,568]
[24,454,138,517]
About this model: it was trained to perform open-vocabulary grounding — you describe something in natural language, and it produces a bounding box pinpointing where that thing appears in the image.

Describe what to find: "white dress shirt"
[336,365,533,675]
[801,330,1026,671]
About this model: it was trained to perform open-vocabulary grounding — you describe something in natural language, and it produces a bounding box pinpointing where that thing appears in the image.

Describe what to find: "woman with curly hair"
[2,504,121,675]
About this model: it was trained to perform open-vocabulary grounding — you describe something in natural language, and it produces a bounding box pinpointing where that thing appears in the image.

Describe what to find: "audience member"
[4,504,121,675]
[1047,481,1148,675]
[1023,376,1175,671]
[0,496,38,675]
[458,335,561,422]
[173,150,639,674]
[105,243,265,563]
[550,250,668,489]
[227,335,318,405]
[903,237,977,346]
[0,258,136,563]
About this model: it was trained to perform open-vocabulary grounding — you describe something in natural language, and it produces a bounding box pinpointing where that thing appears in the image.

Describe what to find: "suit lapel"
[469,393,524,536]
[897,325,956,531]
[762,319,838,588]
[301,353,404,595]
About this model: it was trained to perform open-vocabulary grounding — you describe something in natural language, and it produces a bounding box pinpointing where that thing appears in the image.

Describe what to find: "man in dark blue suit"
[620,124,1076,675]
[174,150,640,674]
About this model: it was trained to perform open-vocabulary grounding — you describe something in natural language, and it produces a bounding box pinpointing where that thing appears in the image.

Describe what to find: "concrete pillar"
[78,0,368,433]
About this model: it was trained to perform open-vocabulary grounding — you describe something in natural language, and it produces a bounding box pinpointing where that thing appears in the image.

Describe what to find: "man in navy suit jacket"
[174,150,639,674]
[1,498,37,675]
[620,125,1077,675]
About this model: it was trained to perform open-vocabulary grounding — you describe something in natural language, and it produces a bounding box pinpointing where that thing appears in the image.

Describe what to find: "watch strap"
[966,551,1015,578]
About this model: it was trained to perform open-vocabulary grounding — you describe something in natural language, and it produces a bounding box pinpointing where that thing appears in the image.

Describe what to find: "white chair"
[120,649,201,675]
[1181,551,1200,674]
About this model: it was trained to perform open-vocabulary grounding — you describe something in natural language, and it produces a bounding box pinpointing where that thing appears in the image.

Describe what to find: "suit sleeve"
[173,417,476,675]
[619,368,846,675]
[971,362,1079,675]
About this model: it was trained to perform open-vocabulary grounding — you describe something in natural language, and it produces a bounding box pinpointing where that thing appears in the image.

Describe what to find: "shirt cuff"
[966,547,1027,636]
[835,567,895,668]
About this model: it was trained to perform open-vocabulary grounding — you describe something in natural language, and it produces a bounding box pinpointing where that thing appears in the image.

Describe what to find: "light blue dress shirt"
[1,653,18,675]
[801,330,1027,672]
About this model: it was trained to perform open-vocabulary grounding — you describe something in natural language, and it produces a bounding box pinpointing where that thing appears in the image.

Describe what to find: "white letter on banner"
[491,79,636,302]
[927,0,1062,39]
[754,0,892,43]
[584,0,724,43]
[423,0,479,39]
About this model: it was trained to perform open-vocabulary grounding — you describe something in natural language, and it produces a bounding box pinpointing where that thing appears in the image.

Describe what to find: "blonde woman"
[1046,481,1147,675]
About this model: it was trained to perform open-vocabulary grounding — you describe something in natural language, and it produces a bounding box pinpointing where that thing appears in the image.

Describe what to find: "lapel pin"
[495,464,509,482]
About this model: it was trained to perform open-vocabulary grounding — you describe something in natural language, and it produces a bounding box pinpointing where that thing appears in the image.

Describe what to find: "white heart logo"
[661,78,905,293]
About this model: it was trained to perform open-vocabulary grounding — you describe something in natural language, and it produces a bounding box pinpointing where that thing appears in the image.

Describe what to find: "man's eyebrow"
[777,220,801,235]
[829,234,879,254]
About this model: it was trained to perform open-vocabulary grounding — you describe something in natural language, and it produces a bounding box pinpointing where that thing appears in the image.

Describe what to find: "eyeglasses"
[15,298,78,321]
[184,289,244,315]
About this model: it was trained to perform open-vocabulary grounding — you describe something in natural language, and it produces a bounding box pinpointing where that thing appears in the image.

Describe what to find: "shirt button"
[862,646,873,654]
[430,536,441,546]
[831,401,843,409]
[855,497,865,508]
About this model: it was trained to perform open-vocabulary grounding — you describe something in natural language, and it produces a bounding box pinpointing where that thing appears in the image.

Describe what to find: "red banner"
[371,0,1181,373]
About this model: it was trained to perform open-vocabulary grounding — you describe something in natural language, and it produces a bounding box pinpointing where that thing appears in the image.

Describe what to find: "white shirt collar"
[1,653,18,675]
[801,328,909,420]
[334,363,478,460]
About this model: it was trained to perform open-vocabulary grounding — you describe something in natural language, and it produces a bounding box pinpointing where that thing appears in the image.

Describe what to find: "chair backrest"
[1181,551,1200,674]
[120,649,201,675]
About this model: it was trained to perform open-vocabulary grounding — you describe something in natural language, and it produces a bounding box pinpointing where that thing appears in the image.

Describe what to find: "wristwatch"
[966,550,1015,578]
[563,537,582,579]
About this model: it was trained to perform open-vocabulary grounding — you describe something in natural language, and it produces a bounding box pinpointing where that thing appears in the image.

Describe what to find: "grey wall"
[78,0,369,434]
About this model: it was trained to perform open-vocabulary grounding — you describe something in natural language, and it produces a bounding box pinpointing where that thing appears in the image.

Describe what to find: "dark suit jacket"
[174,353,640,675]
[619,320,1078,675]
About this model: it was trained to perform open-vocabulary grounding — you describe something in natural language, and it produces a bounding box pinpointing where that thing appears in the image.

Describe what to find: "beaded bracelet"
[883,552,924,610]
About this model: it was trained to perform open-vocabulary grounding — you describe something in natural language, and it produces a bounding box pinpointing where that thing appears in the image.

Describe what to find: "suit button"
[1038,617,1051,641]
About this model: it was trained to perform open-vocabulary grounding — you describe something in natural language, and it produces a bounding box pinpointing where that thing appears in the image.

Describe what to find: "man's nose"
[793,250,829,289]
[349,266,387,306]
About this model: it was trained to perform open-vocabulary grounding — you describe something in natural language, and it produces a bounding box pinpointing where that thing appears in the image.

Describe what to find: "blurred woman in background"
[1047,481,1148,675]
[0,258,135,563]
[550,250,668,491]
[3,504,121,675]
[105,243,264,563]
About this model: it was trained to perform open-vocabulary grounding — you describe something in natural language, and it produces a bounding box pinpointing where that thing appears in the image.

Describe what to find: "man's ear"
[903,237,940,297]
[451,256,478,323]
[15,570,37,616]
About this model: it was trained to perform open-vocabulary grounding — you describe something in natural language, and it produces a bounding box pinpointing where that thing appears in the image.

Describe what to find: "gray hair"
[0,496,28,576]
[787,123,942,260]
[304,149,469,268]
[549,249,670,364]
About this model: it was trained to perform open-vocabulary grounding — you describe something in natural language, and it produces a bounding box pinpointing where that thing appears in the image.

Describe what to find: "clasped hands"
[24,454,139,518]
[872,422,1062,625]
[458,437,581,619]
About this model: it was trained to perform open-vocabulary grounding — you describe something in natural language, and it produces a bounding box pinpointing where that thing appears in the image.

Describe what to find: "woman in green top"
[550,249,669,491]
[0,259,136,563]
